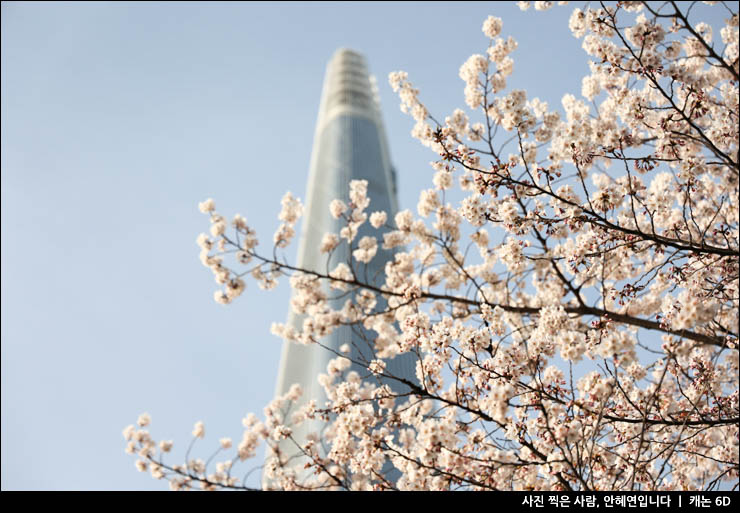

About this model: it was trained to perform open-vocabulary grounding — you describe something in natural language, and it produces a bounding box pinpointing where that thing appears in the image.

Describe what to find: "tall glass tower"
[265,49,416,488]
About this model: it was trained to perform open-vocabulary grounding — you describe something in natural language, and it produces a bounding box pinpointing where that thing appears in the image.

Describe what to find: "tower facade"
[265,49,416,488]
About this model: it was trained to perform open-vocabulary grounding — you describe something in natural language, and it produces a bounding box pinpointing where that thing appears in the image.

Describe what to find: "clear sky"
[1,1,727,490]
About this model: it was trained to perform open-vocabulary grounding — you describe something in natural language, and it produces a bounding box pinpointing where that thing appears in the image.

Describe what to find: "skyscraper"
[264,49,416,488]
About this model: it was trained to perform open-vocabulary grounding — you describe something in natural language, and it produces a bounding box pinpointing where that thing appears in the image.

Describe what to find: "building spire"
[317,49,378,129]
[264,49,415,489]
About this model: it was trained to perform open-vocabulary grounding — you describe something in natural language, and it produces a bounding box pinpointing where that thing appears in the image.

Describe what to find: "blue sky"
[1,1,728,490]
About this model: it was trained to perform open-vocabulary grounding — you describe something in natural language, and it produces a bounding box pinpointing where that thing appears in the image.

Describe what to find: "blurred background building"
[266,49,416,488]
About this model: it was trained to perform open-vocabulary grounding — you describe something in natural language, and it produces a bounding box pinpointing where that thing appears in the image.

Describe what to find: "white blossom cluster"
[129,2,739,491]
[274,191,303,248]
